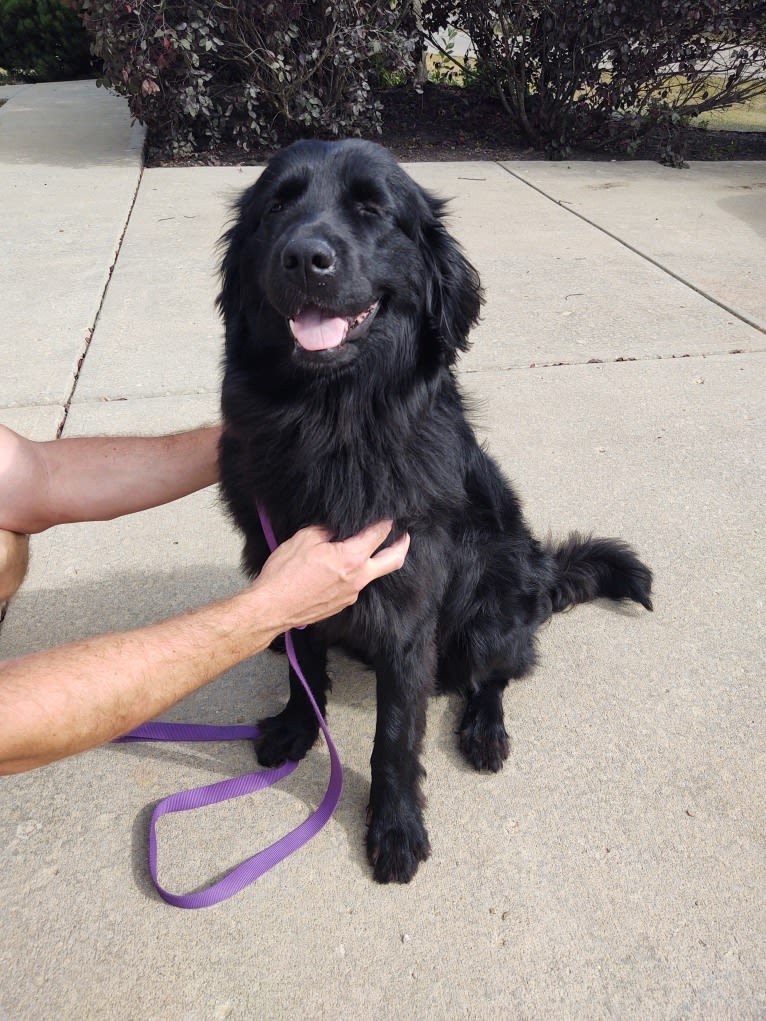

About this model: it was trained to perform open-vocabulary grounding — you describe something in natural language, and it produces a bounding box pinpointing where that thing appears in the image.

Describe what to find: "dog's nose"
[281,237,336,278]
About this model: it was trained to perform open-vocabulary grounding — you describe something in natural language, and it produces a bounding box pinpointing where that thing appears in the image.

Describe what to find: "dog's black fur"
[217,139,652,884]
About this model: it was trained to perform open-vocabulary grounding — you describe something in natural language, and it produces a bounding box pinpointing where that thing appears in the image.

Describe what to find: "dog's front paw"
[458,702,510,773]
[366,809,431,884]
[255,709,319,767]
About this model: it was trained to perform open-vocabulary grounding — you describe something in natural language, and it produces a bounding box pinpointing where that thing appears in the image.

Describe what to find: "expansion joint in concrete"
[496,161,766,341]
[56,163,146,437]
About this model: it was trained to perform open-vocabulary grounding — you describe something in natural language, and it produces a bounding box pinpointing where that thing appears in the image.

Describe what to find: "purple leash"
[116,505,343,909]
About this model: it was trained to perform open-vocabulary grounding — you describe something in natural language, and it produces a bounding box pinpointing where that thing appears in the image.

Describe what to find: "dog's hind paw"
[458,704,510,773]
[366,814,431,884]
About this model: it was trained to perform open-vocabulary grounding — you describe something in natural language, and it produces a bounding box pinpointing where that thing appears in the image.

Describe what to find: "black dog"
[217,139,652,884]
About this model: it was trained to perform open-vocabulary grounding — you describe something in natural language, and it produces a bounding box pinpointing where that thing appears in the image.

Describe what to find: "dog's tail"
[547,533,653,613]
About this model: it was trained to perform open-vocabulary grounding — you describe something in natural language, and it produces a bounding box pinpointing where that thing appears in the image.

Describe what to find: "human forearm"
[0,425,221,534]
[0,584,281,775]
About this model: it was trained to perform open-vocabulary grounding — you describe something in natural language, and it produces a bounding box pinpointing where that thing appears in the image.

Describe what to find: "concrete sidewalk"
[1,81,764,1021]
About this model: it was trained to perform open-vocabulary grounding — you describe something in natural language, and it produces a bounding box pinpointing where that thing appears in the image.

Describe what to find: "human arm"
[0,424,222,535]
[0,521,409,775]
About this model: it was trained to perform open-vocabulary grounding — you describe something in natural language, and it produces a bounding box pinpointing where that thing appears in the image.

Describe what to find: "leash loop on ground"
[115,505,343,909]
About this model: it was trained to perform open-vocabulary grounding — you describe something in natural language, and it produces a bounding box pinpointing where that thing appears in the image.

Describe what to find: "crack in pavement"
[56,163,147,438]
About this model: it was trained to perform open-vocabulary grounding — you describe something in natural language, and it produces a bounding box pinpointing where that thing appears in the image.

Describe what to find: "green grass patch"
[697,93,766,132]
[659,73,766,132]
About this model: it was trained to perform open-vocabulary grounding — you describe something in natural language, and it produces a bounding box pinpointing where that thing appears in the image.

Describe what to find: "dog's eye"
[356,201,382,218]
[268,200,284,215]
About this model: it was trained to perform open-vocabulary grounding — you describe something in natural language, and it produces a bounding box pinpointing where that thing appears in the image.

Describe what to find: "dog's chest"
[241,405,454,541]
[226,367,472,543]
[265,428,406,538]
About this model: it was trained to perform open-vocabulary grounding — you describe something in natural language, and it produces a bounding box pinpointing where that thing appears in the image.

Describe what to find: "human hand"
[254,520,410,631]
[0,529,29,604]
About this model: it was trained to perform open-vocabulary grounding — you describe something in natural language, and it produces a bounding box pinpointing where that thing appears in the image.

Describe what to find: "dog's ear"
[217,177,274,337]
[416,191,483,363]
[216,198,250,328]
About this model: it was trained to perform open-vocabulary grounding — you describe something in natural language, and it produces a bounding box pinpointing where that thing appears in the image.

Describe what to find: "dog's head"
[218,139,483,375]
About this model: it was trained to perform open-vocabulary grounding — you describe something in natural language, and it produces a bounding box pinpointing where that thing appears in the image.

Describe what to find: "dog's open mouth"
[289,300,380,353]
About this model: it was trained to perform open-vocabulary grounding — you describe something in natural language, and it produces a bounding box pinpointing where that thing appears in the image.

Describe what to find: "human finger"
[366,530,410,579]
[337,519,395,561]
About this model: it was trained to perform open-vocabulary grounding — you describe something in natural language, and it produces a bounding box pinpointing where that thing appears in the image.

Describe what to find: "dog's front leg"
[255,626,329,767]
[367,630,434,883]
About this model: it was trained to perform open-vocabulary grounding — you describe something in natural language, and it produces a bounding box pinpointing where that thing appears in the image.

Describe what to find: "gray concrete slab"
[73,168,253,402]
[0,79,144,167]
[0,82,29,105]
[0,403,63,440]
[2,356,763,1020]
[408,162,764,369]
[503,160,766,334]
[0,81,144,408]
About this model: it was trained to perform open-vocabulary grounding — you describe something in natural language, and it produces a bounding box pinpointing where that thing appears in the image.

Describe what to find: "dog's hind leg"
[456,625,538,772]
[255,627,329,767]
[458,675,511,773]
[366,631,435,884]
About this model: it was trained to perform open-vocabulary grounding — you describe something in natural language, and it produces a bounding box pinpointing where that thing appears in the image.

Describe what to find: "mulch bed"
[147,82,766,166]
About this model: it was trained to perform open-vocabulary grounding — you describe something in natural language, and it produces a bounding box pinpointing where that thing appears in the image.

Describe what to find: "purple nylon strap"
[116,505,343,909]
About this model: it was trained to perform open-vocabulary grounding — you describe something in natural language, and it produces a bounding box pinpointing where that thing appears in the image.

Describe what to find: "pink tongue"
[291,307,347,351]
